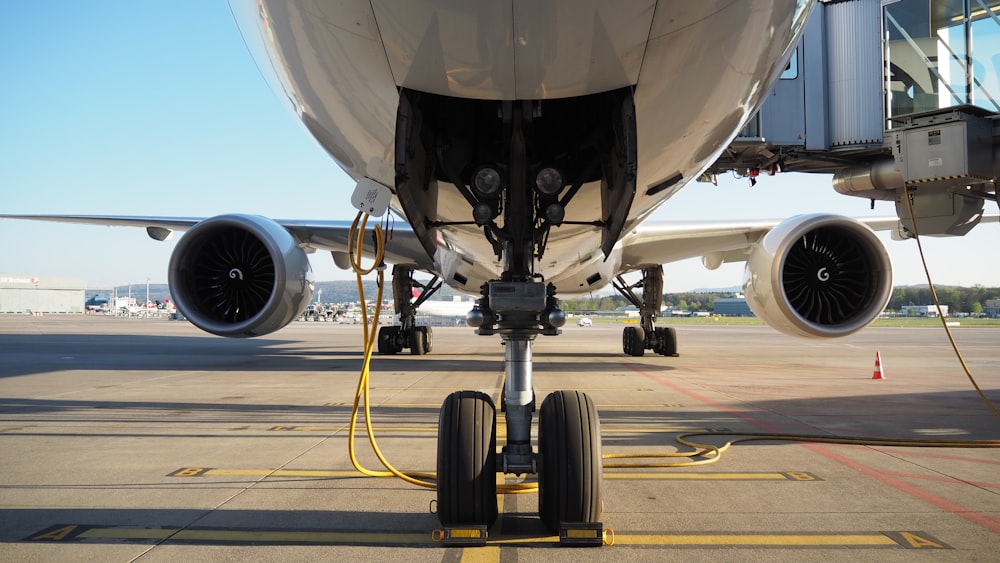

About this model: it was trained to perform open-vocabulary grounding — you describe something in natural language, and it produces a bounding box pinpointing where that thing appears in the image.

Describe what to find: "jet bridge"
[707,0,1000,237]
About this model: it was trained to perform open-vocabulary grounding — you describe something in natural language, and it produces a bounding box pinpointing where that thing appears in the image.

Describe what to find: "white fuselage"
[231,1,813,293]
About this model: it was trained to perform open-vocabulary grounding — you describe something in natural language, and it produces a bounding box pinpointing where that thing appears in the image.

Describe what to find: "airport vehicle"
[4,0,997,534]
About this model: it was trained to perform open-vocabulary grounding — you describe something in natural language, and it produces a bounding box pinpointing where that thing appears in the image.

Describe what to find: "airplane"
[3,0,997,534]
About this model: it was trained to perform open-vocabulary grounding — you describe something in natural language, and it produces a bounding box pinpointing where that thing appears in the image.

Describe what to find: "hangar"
[0,275,86,314]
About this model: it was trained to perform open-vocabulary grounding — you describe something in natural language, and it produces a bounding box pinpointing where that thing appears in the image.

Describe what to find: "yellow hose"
[346,211,535,493]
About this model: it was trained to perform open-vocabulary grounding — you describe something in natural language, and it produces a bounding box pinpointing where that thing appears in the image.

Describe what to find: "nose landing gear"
[435,280,603,534]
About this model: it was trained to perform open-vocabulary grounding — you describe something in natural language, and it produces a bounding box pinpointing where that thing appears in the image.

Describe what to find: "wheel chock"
[431,525,488,546]
[558,522,605,546]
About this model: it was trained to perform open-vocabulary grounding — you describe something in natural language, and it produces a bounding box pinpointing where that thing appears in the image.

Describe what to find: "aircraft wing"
[618,215,998,271]
[0,214,434,270]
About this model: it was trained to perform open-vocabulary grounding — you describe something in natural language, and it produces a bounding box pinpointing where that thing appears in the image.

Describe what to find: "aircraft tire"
[655,327,678,356]
[410,328,427,355]
[377,326,399,355]
[436,391,498,527]
[663,326,678,356]
[421,326,433,354]
[538,390,602,533]
[622,326,645,356]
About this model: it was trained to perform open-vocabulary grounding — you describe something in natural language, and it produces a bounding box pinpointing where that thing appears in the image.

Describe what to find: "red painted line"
[800,444,1000,534]
[880,471,1000,490]
[834,444,1000,466]
[627,364,1000,535]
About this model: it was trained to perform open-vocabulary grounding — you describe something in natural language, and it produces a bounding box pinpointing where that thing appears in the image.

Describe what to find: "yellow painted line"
[461,546,501,562]
[613,534,899,546]
[80,527,429,544]
[80,528,175,540]
[270,425,719,435]
[205,469,396,478]
[596,404,683,408]
[172,468,815,481]
[600,428,718,433]
[270,426,437,433]
[604,472,789,480]
[36,526,947,549]
[175,530,429,543]
[327,403,442,408]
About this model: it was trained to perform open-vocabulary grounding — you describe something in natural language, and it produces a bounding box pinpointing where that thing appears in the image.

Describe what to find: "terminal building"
[0,275,86,314]
[984,298,1000,317]
[713,296,755,317]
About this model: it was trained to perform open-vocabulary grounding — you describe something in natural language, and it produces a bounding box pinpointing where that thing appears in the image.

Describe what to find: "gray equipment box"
[890,110,994,189]
[488,281,547,312]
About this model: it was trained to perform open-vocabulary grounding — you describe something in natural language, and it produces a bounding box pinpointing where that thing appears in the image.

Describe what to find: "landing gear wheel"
[538,390,602,533]
[420,326,433,354]
[377,326,400,355]
[654,326,677,356]
[409,326,431,355]
[622,326,645,357]
[436,391,498,527]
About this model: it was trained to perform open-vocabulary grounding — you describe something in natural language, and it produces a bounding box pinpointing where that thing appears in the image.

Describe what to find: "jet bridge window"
[780,49,799,80]
[884,0,1000,124]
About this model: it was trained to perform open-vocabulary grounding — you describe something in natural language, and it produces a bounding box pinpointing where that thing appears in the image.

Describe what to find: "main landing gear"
[377,266,437,355]
[614,266,679,357]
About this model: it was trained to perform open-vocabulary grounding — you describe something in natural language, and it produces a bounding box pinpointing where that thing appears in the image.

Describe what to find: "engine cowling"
[168,214,314,337]
[744,214,892,338]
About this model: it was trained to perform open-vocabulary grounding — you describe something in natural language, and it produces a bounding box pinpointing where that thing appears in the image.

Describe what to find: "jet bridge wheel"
[622,326,645,356]
[436,391,498,527]
[538,390,602,533]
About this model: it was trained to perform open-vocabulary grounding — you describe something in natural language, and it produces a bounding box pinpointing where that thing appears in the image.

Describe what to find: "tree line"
[561,286,1000,314]
[888,285,999,315]
[561,292,724,313]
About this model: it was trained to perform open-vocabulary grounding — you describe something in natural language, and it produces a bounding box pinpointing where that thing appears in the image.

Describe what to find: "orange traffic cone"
[872,351,885,380]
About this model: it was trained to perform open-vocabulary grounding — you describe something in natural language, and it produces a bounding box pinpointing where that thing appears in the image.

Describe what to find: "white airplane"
[3,0,995,532]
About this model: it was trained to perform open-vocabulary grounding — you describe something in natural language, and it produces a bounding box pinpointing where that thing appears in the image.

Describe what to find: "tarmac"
[1,315,998,561]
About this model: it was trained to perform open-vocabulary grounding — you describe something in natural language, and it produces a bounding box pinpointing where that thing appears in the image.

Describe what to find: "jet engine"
[168,214,313,337]
[743,214,892,338]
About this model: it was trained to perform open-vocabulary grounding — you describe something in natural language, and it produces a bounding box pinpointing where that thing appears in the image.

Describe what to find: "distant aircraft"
[3,0,996,532]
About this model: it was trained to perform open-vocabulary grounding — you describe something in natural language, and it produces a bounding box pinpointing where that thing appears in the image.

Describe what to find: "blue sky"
[2,1,998,293]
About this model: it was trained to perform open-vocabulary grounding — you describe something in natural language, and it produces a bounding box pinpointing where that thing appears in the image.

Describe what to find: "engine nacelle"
[744,214,892,338]
[168,214,314,337]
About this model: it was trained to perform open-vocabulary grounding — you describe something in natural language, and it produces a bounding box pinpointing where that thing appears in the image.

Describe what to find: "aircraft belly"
[239,0,814,281]
[370,0,655,100]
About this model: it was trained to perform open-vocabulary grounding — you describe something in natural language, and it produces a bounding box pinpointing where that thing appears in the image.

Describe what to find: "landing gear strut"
[377,265,437,355]
[614,266,679,357]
